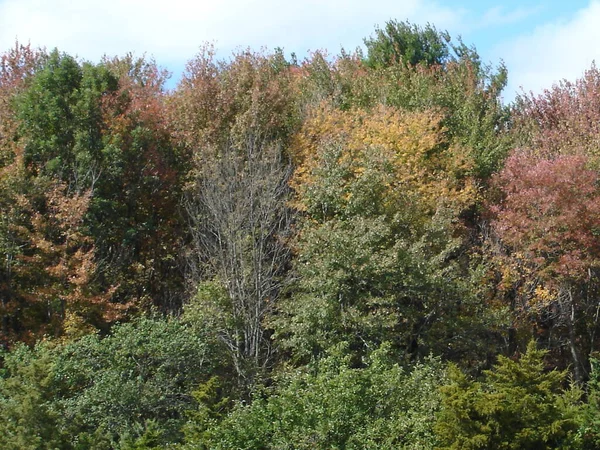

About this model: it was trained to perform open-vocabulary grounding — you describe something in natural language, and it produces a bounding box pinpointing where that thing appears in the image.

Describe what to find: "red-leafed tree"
[499,64,600,381]
[10,182,123,341]
[490,151,600,382]
[0,43,46,345]
[513,63,600,160]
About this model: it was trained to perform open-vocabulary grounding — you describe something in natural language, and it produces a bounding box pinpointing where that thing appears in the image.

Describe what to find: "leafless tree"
[185,133,292,385]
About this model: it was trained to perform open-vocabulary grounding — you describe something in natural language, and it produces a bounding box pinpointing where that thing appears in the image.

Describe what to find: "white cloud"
[0,0,463,69]
[498,0,600,103]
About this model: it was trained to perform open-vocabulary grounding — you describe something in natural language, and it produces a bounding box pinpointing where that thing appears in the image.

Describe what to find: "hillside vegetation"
[2,21,600,448]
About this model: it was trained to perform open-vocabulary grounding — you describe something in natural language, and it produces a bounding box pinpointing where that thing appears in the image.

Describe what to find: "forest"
[1,20,600,448]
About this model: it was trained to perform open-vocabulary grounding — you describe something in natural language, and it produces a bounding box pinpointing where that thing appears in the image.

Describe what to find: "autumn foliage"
[291,104,477,217]
[491,153,600,283]
[2,19,600,449]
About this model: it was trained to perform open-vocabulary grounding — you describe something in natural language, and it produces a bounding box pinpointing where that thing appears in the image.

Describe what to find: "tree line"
[1,20,600,448]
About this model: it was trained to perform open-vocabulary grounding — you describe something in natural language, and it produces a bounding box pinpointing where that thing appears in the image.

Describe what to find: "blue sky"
[1,0,598,103]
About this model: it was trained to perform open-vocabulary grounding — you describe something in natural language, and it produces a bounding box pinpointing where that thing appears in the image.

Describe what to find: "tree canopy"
[1,18,600,450]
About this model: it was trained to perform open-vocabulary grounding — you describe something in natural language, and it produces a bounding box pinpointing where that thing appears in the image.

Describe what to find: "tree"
[512,63,600,161]
[580,356,600,448]
[9,181,119,340]
[0,44,47,344]
[0,316,212,449]
[170,46,297,150]
[184,135,292,387]
[364,20,451,69]
[183,344,447,449]
[296,21,511,179]
[94,54,188,310]
[0,342,63,449]
[436,341,582,449]
[275,104,497,364]
[52,317,210,447]
[490,152,600,382]
[173,48,297,388]
[13,50,187,316]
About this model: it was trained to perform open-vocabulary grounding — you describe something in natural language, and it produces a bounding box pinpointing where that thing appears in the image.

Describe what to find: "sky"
[0,0,598,103]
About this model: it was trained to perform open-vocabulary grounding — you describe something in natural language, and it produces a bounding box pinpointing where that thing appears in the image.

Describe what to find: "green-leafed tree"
[182,343,446,450]
[0,317,211,449]
[364,20,452,69]
[274,104,507,367]
[436,341,582,449]
[0,342,63,450]
[2,50,187,341]
[580,357,600,448]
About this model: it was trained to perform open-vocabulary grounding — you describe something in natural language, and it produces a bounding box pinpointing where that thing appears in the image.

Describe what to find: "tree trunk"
[565,287,585,384]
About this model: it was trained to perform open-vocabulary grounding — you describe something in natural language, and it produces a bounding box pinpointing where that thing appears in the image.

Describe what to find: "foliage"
[171,46,297,150]
[487,63,600,384]
[0,316,210,449]
[174,48,297,389]
[580,357,600,448]
[275,103,497,364]
[436,341,582,449]
[0,342,63,449]
[7,19,600,450]
[183,343,446,449]
[94,54,187,310]
[0,43,46,345]
[512,63,600,161]
[184,136,291,386]
[491,153,600,283]
[1,49,188,343]
[294,29,510,180]
[53,317,210,446]
[9,181,117,339]
[364,20,452,69]
[290,104,476,215]
[489,149,600,382]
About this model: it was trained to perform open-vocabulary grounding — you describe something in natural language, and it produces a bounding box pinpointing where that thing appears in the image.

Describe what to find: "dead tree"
[186,133,292,385]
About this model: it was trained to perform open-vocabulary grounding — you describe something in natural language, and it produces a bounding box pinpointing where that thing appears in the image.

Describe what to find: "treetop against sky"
[0,0,597,102]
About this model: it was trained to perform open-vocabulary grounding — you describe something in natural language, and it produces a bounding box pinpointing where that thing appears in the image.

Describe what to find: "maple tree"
[490,151,600,382]
[490,65,600,382]
[513,64,600,161]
